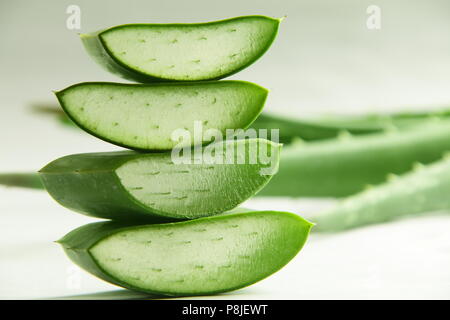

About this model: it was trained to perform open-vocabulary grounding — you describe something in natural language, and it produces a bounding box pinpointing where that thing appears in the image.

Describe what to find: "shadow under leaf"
[49,289,164,300]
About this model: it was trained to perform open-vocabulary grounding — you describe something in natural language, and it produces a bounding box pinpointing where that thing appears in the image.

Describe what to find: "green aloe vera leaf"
[58,210,312,296]
[0,173,43,189]
[304,109,450,135]
[251,109,450,143]
[250,113,381,143]
[81,15,281,82]
[258,120,450,198]
[312,154,450,232]
[55,81,267,151]
[39,139,281,221]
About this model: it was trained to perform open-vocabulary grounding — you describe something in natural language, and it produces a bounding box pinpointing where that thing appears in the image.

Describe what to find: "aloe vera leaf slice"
[80,15,281,82]
[258,120,450,198]
[58,210,312,296]
[313,154,450,232]
[39,139,281,221]
[55,81,267,151]
[33,102,450,143]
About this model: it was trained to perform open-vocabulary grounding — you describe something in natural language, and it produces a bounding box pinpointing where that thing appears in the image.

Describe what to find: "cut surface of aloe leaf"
[58,210,312,296]
[38,102,450,144]
[81,16,281,82]
[56,81,267,151]
[39,139,281,221]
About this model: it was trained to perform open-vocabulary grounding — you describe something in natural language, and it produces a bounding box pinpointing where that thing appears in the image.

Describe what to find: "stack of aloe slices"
[39,15,312,297]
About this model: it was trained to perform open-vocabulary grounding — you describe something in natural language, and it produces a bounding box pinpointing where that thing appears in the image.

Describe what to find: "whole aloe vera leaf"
[58,210,312,296]
[39,139,280,221]
[56,81,267,151]
[258,120,450,198]
[312,154,450,232]
[81,16,281,83]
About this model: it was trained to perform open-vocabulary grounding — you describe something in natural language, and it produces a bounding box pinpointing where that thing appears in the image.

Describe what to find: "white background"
[1,0,450,299]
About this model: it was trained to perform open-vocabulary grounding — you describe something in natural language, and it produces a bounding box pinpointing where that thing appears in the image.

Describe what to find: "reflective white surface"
[2,189,450,299]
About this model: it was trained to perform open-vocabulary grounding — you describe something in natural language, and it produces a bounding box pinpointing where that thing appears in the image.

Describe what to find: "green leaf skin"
[251,109,450,143]
[250,113,381,143]
[39,139,281,221]
[258,120,450,198]
[55,81,267,151]
[313,154,450,232]
[58,210,313,296]
[80,16,281,82]
[0,173,43,189]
